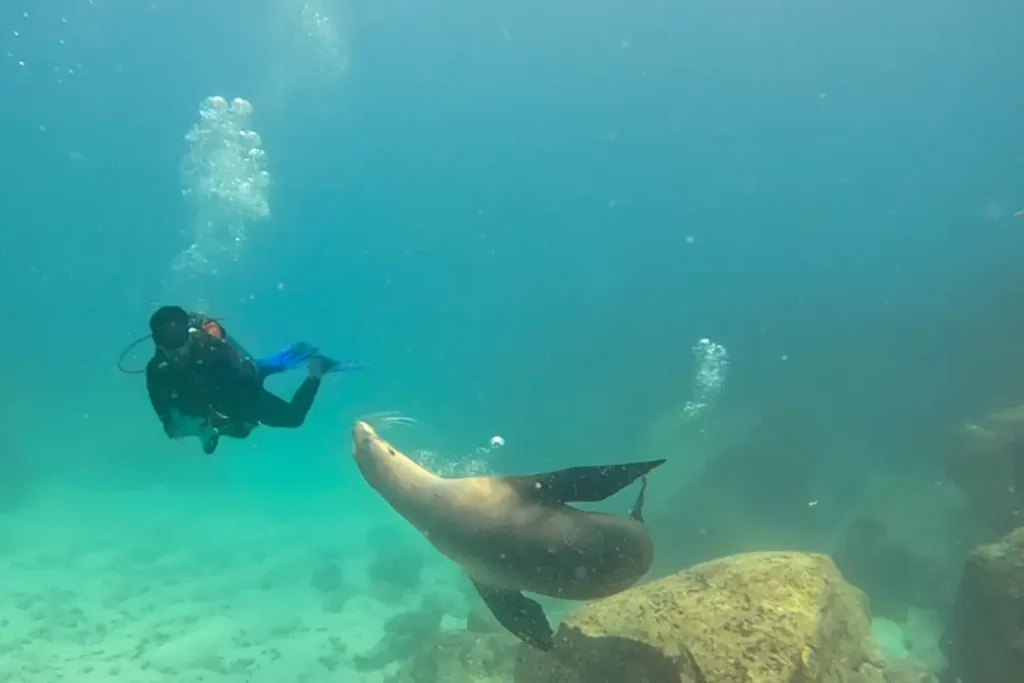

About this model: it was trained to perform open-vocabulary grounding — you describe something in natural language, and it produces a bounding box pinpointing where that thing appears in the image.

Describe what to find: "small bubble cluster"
[682,338,729,419]
[180,96,270,221]
[171,96,271,284]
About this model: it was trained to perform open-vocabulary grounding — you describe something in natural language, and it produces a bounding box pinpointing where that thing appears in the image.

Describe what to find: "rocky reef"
[386,630,519,683]
[354,595,446,672]
[388,551,937,683]
[518,551,894,683]
[644,405,979,624]
[829,474,979,623]
[365,525,426,603]
[940,525,1024,683]
[943,404,1024,535]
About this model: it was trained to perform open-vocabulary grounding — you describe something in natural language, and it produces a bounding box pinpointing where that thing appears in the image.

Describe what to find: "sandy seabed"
[0,485,467,683]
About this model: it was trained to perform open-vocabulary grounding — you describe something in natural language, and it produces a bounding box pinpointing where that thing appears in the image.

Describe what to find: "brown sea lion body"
[349,420,664,649]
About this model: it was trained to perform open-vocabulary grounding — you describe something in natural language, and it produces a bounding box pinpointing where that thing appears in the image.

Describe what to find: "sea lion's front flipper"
[505,459,666,504]
[471,579,554,651]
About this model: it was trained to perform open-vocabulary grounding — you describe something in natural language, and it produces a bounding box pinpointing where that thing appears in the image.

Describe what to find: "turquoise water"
[1,0,1022,680]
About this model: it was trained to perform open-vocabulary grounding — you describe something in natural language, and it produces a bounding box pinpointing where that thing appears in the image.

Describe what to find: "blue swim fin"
[314,354,367,374]
[256,342,318,376]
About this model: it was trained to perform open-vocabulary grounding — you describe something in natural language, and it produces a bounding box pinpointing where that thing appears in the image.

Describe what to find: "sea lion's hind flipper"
[471,580,554,651]
[630,475,650,522]
[506,459,666,504]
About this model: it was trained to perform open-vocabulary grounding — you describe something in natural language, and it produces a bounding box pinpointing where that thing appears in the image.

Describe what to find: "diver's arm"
[145,359,177,438]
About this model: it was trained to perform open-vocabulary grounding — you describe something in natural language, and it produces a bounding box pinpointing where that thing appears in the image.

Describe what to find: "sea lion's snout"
[352,420,401,464]
[351,419,414,485]
[352,420,377,444]
[351,420,380,457]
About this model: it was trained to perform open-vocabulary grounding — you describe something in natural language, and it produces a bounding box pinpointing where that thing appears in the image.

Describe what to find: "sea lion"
[350,420,665,650]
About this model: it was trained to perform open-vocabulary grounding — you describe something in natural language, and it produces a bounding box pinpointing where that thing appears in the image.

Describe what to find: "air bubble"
[682,338,729,419]
[174,96,271,279]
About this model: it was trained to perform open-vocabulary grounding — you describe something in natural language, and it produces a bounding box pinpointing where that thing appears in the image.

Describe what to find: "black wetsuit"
[145,322,322,444]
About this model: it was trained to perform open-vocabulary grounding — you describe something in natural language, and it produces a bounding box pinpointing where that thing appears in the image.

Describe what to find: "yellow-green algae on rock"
[515,551,887,683]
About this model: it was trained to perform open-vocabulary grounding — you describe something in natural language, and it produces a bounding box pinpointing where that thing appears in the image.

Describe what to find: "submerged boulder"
[943,404,1024,535]
[365,525,425,602]
[353,598,445,672]
[940,526,1024,683]
[830,475,980,621]
[515,551,888,683]
[385,631,518,683]
[644,407,872,576]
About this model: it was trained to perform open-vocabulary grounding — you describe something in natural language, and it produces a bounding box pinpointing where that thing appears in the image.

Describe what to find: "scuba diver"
[139,305,362,454]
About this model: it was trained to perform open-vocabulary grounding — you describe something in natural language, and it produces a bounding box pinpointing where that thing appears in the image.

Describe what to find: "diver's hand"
[307,354,331,380]
[207,409,231,429]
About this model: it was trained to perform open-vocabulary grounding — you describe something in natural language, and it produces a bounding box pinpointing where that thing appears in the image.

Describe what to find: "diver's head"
[149,305,191,357]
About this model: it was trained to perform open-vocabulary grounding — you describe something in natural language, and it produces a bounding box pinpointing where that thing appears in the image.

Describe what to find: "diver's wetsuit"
[145,320,322,445]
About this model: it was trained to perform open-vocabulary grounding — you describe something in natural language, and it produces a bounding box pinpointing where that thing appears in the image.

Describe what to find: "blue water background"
[1,0,1023,566]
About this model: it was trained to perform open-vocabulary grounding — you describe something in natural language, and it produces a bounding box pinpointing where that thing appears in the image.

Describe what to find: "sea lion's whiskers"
[359,411,418,430]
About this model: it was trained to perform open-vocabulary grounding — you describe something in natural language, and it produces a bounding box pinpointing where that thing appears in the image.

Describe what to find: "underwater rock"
[833,518,925,621]
[830,475,979,621]
[943,404,1024,535]
[142,615,239,674]
[365,525,426,601]
[646,407,868,574]
[352,597,445,672]
[385,630,518,683]
[516,551,888,683]
[898,608,947,673]
[322,592,350,613]
[940,525,1024,683]
[871,614,945,681]
[367,549,425,602]
[310,562,345,594]
[881,660,939,683]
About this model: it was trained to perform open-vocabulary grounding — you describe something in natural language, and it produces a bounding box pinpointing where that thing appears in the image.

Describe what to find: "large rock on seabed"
[940,525,1024,683]
[515,551,895,683]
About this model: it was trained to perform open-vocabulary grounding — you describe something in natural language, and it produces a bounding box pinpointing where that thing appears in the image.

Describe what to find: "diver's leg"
[255,378,321,428]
